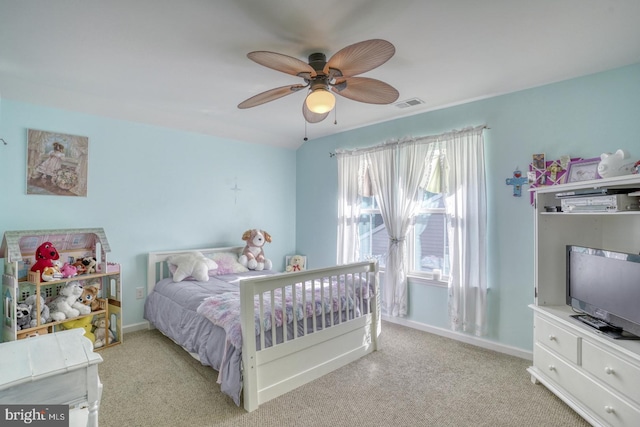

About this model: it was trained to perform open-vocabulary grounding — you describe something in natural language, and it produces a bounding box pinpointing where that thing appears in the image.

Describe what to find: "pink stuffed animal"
[60,262,78,278]
[238,229,272,271]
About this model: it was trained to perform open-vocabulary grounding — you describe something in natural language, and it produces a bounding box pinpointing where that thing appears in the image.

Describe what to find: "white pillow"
[167,252,218,282]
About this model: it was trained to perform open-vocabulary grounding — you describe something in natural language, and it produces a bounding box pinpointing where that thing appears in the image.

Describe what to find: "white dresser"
[528,174,640,427]
[0,329,103,426]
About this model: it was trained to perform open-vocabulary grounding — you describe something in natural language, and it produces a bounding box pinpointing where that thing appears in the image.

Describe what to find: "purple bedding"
[143,271,271,406]
[144,270,372,407]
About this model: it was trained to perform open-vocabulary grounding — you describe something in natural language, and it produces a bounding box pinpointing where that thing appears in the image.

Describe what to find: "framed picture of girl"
[27,129,89,196]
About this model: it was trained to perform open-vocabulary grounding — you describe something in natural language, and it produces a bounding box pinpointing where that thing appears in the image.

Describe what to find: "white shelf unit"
[1,228,122,349]
[528,174,640,427]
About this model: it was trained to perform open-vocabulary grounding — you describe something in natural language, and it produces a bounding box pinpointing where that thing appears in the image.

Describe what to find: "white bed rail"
[240,260,380,412]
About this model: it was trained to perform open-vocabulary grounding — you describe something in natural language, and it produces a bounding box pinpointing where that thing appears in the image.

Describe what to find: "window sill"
[379,268,448,288]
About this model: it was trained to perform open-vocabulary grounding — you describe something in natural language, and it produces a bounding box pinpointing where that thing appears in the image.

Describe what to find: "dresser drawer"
[535,344,640,427]
[582,340,640,404]
[535,315,580,364]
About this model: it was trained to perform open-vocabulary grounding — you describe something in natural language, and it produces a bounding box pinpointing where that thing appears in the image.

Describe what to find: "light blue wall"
[0,100,297,332]
[295,63,640,351]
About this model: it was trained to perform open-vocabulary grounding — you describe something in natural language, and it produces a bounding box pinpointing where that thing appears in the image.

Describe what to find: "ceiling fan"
[237,39,399,123]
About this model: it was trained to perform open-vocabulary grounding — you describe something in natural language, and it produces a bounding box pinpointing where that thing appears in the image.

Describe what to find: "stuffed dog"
[30,241,60,281]
[238,229,272,271]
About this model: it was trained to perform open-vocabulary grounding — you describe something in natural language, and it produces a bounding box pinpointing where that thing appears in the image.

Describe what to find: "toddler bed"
[145,246,380,412]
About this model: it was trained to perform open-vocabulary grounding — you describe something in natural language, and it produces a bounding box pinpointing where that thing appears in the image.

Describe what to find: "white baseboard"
[123,321,150,335]
[382,315,532,361]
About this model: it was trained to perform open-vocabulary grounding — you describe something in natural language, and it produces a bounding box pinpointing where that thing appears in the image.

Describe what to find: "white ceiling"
[2,0,640,150]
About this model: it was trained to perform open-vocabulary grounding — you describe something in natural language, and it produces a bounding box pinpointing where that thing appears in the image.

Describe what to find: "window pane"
[358,212,386,268]
[413,212,448,275]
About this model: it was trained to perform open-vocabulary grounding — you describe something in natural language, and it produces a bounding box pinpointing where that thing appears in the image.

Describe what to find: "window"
[358,189,448,278]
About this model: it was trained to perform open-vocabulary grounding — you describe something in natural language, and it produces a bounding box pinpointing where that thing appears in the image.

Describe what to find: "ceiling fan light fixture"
[305,88,335,114]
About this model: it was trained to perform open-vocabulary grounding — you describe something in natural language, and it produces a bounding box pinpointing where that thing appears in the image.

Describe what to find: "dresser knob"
[605,367,615,375]
[548,365,556,371]
[548,334,556,341]
[605,405,615,414]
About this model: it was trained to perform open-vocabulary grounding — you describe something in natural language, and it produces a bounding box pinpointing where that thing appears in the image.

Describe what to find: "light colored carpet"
[98,322,589,427]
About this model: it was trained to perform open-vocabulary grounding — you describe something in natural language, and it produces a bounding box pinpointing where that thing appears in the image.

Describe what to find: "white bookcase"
[528,174,640,427]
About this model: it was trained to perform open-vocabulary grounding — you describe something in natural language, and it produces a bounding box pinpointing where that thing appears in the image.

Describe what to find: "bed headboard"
[146,246,244,295]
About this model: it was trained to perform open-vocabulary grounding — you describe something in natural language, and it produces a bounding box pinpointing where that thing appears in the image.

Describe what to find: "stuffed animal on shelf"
[597,149,636,178]
[73,259,87,275]
[286,255,306,272]
[47,281,84,321]
[81,257,98,274]
[74,285,100,313]
[41,266,58,282]
[167,252,218,282]
[59,315,95,343]
[60,262,78,278]
[30,241,60,281]
[92,317,115,348]
[238,229,272,271]
[16,303,32,330]
[24,294,50,327]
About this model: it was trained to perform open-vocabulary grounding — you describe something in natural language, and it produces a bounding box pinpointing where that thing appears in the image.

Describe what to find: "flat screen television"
[566,245,640,339]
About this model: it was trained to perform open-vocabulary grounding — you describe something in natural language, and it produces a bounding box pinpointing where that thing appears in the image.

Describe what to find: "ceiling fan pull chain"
[303,119,308,141]
[334,103,338,125]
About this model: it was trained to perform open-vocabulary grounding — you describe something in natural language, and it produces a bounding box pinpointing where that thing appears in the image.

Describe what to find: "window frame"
[357,195,448,284]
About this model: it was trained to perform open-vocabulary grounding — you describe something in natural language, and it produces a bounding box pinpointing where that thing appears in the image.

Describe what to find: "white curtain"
[335,125,487,332]
[367,141,436,317]
[336,153,362,264]
[444,127,487,336]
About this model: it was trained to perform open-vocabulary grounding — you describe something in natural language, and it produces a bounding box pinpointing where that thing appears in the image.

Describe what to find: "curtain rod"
[329,125,489,158]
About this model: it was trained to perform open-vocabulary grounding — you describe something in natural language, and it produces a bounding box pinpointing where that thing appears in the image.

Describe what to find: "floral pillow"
[206,252,248,275]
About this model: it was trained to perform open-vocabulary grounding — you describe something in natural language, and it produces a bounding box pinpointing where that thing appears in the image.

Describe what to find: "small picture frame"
[532,153,546,170]
[565,158,601,183]
[285,255,307,273]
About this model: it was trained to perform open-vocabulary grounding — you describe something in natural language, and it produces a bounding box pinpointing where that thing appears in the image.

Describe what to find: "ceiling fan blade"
[302,99,330,123]
[247,51,316,78]
[238,84,306,109]
[331,77,399,104]
[324,39,395,78]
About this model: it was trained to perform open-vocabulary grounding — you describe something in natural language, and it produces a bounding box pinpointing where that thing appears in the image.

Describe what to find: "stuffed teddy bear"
[597,149,636,178]
[24,294,50,327]
[167,252,218,282]
[74,285,100,313]
[60,315,95,343]
[81,257,98,274]
[238,229,272,271]
[92,317,115,348]
[16,303,32,330]
[30,241,60,281]
[47,281,84,321]
[286,254,306,272]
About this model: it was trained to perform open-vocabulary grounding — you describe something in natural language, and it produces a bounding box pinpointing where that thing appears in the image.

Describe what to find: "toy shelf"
[1,228,122,350]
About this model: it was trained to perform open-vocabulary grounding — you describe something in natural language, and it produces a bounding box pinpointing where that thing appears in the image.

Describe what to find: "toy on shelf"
[47,281,84,321]
[30,241,60,281]
[59,315,95,343]
[93,317,115,348]
[597,149,636,178]
[16,303,32,330]
[24,294,50,327]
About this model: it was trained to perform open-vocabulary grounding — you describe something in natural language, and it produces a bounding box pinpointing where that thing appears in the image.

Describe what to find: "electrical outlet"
[136,287,144,299]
